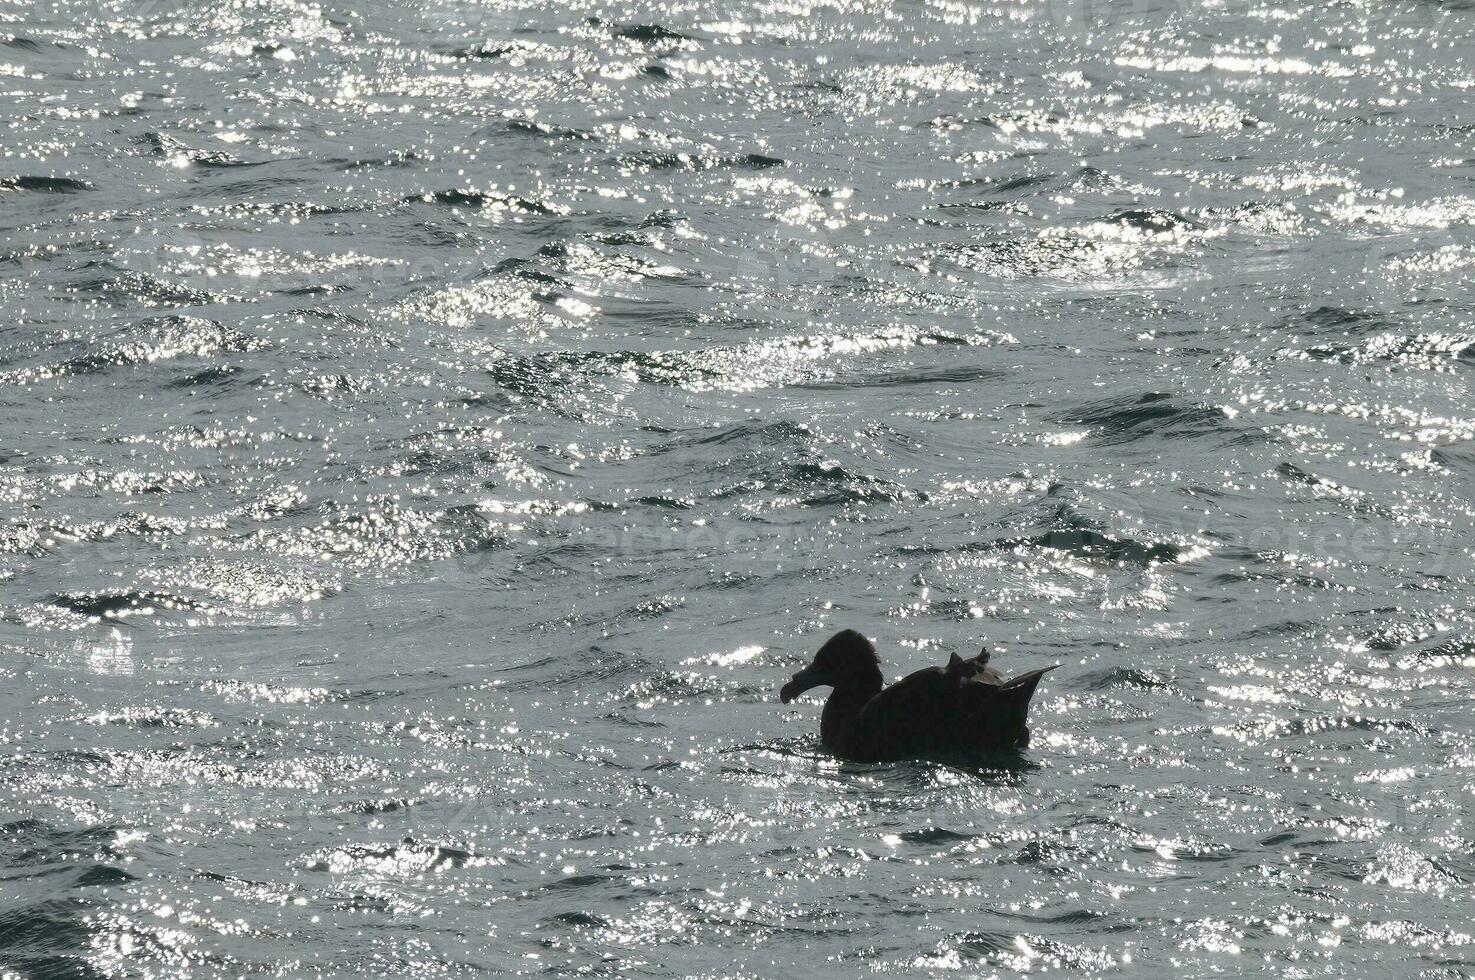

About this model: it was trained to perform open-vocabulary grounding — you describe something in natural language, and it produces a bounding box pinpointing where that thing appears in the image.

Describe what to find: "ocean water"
[3,0,1475,975]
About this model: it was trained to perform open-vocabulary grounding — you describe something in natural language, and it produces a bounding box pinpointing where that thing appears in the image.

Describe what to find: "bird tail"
[991,665,1057,746]
[1003,664,1057,693]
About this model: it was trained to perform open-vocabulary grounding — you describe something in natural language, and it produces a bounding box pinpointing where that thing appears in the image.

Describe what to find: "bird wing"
[947,665,1058,747]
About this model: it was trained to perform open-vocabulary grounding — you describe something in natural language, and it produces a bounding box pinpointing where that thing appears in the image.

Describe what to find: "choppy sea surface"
[4,0,1475,975]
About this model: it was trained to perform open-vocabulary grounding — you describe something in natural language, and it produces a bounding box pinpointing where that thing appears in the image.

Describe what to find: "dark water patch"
[166,365,242,389]
[1363,618,1441,651]
[543,909,611,928]
[1274,462,1392,518]
[1007,838,1084,869]
[285,308,366,325]
[445,41,518,59]
[1308,852,1369,882]
[318,891,391,915]
[84,706,217,728]
[705,460,911,508]
[1079,666,1175,691]
[682,420,814,450]
[596,229,657,247]
[1277,462,1327,488]
[926,235,1124,280]
[1231,618,1323,641]
[0,240,106,266]
[305,840,477,873]
[992,526,1189,565]
[0,898,105,980]
[73,865,137,887]
[1300,305,1385,332]
[1130,839,1240,862]
[633,495,695,509]
[1400,636,1475,664]
[1056,392,1231,443]
[27,314,256,382]
[800,364,1007,389]
[610,670,751,708]
[505,118,596,141]
[937,199,1031,214]
[543,872,617,891]
[46,589,210,619]
[1070,166,1122,190]
[136,132,266,168]
[604,711,667,729]
[1291,332,1475,370]
[1212,567,1337,591]
[0,175,92,193]
[62,265,216,308]
[486,329,974,398]
[186,199,359,219]
[896,827,979,845]
[249,41,292,59]
[994,907,1114,927]
[4,35,53,51]
[336,150,423,170]
[498,646,658,691]
[1,821,126,864]
[639,210,685,229]
[341,797,417,816]
[610,22,693,43]
[985,172,1054,195]
[617,151,784,171]
[1104,208,1198,233]
[48,750,110,769]
[403,188,562,214]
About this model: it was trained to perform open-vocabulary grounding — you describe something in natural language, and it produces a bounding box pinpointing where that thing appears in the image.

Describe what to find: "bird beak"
[779,664,831,704]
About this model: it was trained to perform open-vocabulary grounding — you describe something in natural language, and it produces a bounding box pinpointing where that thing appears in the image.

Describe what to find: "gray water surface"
[3,0,1475,976]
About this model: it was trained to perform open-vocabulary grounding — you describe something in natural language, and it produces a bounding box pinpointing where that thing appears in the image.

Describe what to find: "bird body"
[780,630,1055,762]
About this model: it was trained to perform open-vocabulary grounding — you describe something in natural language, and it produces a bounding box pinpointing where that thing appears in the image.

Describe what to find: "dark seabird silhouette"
[778,629,1056,761]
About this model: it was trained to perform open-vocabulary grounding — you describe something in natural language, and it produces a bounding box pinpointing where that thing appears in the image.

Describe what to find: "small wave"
[70,265,216,307]
[305,839,496,874]
[0,898,99,980]
[1080,666,1175,690]
[982,172,1054,195]
[140,559,337,608]
[0,315,260,385]
[3,35,58,51]
[679,419,814,451]
[485,326,1004,396]
[1282,332,1475,372]
[923,235,1145,281]
[219,501,504,571]
[1399,636,1475,666]
[84,706,218,728]
[1100,208,1199,235]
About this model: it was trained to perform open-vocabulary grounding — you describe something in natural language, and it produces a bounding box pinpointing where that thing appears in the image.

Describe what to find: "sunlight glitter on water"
[3,0,1475,976]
